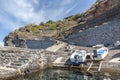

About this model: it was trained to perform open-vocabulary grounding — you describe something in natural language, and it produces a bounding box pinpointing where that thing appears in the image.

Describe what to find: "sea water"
[8,69,120,80]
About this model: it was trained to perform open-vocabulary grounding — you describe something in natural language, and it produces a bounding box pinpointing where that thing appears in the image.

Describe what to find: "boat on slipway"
[93,47,108,59]
[70,50,87,65]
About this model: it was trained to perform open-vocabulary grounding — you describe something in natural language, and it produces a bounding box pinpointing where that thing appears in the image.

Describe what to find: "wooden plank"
[87,62,93,71]
[98,61,102,72]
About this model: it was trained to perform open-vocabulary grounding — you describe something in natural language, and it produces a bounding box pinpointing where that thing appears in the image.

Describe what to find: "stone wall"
[0,47,52,79]
[0,46,67,75]
[26,39,55,49]
[0,47,41,69]
[101,62,120,72]
[67,19,120,46]
[102,62,120,69]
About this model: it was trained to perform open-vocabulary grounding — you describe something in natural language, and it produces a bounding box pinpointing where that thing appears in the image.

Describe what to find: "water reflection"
[8,69,120,80]
[42,69,91,80]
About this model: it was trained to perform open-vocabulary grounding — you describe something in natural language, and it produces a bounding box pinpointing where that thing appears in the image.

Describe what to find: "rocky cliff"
[4,0,120,48]
[84,0,120,21]
[84,0,120,27]
[66,0,120,46]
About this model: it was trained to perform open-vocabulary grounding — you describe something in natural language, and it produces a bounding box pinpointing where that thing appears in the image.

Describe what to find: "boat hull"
[71,62,85,65]
[70,50,86,65]
[96,47,108,59]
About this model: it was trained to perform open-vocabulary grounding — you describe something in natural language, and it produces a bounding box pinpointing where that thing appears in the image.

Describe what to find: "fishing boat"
[93,47,108,59]
[70,50,87,65]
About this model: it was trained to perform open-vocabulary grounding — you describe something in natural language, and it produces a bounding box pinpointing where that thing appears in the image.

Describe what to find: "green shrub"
[72,13,84,20]
[40,22,45,26]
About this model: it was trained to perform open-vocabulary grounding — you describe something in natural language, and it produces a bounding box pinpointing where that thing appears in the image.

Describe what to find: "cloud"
[1,0,44,23]
[33,0,39,5]
[64,4,78,15]
[61,0,72,6]
[0,41,4,46]
[0,0,96,25]
[0,10,22,31]
[0,0,76,24]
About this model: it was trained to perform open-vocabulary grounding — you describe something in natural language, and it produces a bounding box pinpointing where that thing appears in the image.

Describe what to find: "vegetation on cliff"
[9,13,84,39]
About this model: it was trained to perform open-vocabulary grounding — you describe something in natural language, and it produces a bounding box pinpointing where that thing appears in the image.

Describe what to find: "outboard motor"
[93,50,97,57]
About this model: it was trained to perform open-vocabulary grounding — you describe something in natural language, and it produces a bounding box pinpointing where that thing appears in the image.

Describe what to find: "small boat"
[70,50,87,65]
[93,47,108,59]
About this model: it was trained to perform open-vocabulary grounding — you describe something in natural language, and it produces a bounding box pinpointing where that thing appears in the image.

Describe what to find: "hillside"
[4,0,120,48]
[4,13,84,39]
[4,11,84,47]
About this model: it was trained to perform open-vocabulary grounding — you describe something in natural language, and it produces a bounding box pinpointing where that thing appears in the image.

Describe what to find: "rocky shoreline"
[1,62,120,80]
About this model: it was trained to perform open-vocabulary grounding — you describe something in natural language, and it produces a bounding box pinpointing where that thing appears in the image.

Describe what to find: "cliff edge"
[4,0,120,48]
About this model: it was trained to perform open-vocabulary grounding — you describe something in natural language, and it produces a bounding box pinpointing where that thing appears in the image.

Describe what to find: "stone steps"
[6,65,18,69]
[11,62,22,66]
[18,58,29,61]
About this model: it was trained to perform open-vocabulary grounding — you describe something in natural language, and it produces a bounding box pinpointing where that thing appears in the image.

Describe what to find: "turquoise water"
[9,69,120,80]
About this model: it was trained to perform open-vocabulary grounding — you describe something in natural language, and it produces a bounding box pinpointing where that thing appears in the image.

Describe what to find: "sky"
[0,0,96,45]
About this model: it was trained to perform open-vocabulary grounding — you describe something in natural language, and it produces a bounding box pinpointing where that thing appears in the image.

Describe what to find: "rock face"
[4,35,27,48]
[84,0,120,21]
[66,0,120,46]
[4,0,120,48]
[84,0,120,28]
[67,19,120,46]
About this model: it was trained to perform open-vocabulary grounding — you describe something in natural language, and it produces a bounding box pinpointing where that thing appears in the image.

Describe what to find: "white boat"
[70,50,87,65]
[93,47,108,59]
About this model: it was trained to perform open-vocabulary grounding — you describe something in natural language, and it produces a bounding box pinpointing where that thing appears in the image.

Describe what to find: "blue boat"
[94,47,108,59]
